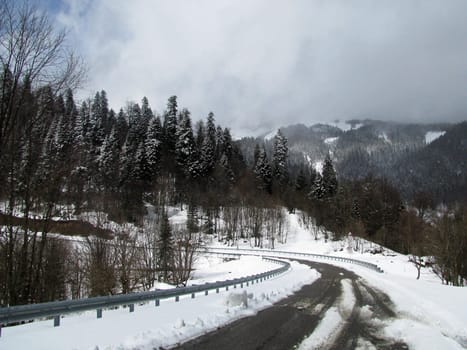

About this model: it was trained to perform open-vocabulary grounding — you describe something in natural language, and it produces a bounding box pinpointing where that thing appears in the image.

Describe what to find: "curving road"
[173,260,408,350]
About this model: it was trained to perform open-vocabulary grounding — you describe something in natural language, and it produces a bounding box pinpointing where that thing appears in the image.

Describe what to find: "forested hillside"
[242,119,466,202]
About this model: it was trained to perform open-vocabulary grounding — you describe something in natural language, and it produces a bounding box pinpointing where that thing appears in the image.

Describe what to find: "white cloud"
[56,0,467,134]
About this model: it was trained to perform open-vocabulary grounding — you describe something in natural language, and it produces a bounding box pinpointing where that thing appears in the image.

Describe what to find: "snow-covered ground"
[2,210,466,349]
[1,256,319,350]
[425,130,445,144]
[211,212,467,349]
[378,132,391,144]
[324,136,339,145]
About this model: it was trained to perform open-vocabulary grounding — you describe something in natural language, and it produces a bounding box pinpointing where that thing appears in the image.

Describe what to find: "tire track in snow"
[176,260,409,350]
[297,279,356,350]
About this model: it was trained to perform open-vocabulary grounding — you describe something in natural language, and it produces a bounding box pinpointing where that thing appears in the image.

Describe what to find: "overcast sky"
[47,0,467,136]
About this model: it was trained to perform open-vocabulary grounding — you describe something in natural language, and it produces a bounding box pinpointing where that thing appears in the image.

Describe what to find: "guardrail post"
[175,296,179,302]
[155,299,160,307]
[191,292,195,299]
[97,309,102,318]
[129,304,134,312]
[54,315,60,327]
[216,288,219,293]
[233,284,236,289]
[240,283,243,288]
[226,286,229,291]
[0,324,2,337]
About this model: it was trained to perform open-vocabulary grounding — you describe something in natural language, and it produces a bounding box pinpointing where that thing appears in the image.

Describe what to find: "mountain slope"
[237,119,465,202]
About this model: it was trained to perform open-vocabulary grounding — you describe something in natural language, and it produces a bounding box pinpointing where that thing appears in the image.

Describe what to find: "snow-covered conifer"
[272,129,289,186]
[253,147,272,193]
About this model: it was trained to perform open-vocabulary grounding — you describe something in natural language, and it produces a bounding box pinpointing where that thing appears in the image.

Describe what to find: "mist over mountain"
[238,119,466,203]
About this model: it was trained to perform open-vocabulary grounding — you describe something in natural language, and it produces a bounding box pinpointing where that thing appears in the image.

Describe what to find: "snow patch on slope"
[425,131,445,144]
[324,136,339,145]
[264,130,277,141]
[378,132,391,144]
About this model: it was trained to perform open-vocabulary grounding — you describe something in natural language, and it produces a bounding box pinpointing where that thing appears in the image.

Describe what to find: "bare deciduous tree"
[172,229,200,287]
[84,236,116,296]
[114,228,142,294]
[0,0,85,156]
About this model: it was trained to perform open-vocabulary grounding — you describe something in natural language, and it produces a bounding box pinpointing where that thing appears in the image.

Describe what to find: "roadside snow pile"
[225,290,250,308]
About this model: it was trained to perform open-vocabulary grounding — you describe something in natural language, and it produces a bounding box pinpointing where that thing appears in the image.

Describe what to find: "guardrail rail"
[206,247,384,273]
[0,256,289,337]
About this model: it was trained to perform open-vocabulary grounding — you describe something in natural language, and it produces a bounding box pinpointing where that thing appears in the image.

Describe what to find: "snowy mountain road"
[174,260,408,350]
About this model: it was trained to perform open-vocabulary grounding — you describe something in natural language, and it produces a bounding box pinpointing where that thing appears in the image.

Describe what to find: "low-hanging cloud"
[56,0,467,136]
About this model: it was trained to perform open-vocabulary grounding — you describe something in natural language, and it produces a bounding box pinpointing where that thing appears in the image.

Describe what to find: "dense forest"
[0,1,466,307]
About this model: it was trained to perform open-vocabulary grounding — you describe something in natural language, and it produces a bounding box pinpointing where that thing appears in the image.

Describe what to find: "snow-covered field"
[1,210,466,349]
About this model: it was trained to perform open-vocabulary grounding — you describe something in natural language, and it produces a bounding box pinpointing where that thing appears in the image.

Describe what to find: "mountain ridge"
[237,119,466,203]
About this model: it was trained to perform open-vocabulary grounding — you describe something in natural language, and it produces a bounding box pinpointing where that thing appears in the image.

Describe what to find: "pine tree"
[351,199,361,220]
[115,109,128,147]
[55,97,73,161]
[322,154,338,198]
[199,112,216,176]
[145,116,162,182]
[64,88,78,145]
[309,166,318,188]
[175,109,198,178]
[162,96,178,170]
[220,128,233,160]
[195,120,205,151]
[99,128,120,191]
[141,96,153,122]
[158,211,174,282]
[90,92,105,149]
[253,143,261,165]
[309,172,326,201]
[206,112,217,147]
[295,167,308,192]
[119,141,133,187]
[272,129,289,186]
[215,126,224,160]
[126,102,147,154]
[99,90,110,133]
[200,135,215,177]
[253,147,272,193]
[133,141,151,185]
[220,152,235,186]
[75,100,89,148]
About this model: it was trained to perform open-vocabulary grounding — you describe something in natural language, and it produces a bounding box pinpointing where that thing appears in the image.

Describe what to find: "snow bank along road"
[177,259,408,350]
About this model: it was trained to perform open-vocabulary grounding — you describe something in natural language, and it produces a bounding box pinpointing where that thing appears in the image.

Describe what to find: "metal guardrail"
[206,247,384,273]
[0,256,289,336]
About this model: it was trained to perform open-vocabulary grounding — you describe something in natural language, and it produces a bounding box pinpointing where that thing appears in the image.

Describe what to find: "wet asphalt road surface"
[171,260,409,350]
